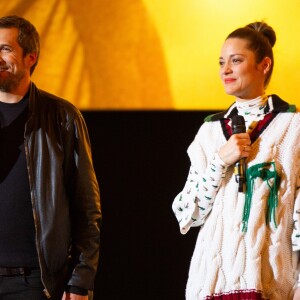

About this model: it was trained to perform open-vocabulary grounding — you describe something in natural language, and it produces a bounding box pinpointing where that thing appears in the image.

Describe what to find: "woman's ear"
[261,57,272,75]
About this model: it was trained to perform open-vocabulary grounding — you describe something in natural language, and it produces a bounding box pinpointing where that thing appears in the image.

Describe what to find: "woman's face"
[219,38,269,100]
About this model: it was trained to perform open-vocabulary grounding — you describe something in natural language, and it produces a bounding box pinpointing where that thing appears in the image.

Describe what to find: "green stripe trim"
[287,104,296,112]
[204,114,214,122]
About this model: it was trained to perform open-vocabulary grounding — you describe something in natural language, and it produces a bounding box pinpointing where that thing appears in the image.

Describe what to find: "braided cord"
[242,162,280,232]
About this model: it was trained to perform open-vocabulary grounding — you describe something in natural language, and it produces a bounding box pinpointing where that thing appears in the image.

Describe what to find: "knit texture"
[173,108,300,300]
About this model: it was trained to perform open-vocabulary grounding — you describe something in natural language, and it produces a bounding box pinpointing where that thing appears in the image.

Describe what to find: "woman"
[172,22,300,299]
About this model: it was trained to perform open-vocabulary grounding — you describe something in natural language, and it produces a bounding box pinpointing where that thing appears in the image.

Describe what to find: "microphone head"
[232,115,246,134]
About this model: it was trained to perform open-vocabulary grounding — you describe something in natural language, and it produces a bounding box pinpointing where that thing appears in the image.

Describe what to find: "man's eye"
[1,47,11,52]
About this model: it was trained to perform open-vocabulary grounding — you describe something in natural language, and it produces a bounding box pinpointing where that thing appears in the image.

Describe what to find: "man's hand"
[62,292,88,300]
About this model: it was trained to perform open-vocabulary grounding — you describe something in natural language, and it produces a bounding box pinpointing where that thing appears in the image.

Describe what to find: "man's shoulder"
[31,84,80,116]
[38,89,77,111]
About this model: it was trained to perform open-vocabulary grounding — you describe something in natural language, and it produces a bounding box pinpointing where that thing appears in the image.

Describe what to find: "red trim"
[249,112,275,143]
[204,289,268,300]
[220,112,276,145]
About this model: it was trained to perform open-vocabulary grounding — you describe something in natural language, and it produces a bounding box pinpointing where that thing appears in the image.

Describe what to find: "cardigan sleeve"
[172,152,228,234]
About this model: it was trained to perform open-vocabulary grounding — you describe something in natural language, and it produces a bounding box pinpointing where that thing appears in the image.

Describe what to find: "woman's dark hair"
[0,15,40,74]
[226,22,276,87]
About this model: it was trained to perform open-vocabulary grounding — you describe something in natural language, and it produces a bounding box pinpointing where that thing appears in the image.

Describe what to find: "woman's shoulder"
[270,94,297,113]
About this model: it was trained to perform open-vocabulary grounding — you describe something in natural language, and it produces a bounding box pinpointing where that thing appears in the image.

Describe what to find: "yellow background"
[1,0,299,109]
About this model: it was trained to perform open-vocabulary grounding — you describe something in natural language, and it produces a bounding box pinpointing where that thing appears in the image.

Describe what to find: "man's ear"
[26,52,38,69]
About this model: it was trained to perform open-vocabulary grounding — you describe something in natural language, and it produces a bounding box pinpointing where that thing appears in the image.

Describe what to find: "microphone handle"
[234,157,246,193]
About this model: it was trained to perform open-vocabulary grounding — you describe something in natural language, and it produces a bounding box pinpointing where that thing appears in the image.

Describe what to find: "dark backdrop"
[82,110,217,300]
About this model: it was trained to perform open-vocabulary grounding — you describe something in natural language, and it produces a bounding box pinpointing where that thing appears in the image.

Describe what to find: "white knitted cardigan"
[173,97,300,299]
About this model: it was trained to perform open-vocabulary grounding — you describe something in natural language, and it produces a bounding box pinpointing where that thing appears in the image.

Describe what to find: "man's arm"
[63,109,101,292]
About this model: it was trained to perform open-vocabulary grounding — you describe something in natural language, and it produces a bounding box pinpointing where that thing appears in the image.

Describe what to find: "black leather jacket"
[25,83,101,298]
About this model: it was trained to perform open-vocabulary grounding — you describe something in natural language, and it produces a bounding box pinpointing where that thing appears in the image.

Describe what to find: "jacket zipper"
[24,136,51,299]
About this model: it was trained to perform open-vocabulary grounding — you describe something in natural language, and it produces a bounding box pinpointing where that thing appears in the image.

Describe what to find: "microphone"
[232,115,246,193]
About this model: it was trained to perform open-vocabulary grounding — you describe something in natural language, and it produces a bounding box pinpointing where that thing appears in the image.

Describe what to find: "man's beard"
[0,70,25,92]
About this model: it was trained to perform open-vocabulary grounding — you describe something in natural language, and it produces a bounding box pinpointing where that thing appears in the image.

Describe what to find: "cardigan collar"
[204,94,296,122]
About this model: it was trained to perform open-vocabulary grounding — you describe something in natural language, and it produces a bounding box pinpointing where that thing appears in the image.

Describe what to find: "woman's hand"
[218,133,251,165]
[293,287,300,299]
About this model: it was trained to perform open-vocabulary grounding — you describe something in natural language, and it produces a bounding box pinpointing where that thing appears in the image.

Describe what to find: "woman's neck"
[235,93,268,113]
[235,93,269,132]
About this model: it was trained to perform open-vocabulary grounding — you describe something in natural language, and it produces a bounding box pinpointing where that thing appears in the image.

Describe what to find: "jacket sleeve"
[63,108,101,290]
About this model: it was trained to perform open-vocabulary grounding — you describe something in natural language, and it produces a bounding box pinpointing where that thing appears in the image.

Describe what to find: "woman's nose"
[222,62,232,74]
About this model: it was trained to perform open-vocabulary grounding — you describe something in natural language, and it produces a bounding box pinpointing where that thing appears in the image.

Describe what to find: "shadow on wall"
[3,0,173,109]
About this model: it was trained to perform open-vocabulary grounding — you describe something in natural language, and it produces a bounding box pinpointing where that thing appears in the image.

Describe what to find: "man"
[0,15,101,299]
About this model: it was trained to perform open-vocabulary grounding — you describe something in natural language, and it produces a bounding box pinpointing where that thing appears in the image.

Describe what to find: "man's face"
[0,27,33,93]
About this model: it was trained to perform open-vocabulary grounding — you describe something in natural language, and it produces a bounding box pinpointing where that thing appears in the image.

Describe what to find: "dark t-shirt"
[0,95,39,267]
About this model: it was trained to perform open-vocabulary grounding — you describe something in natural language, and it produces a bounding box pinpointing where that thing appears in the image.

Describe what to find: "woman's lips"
[224,78,236,84]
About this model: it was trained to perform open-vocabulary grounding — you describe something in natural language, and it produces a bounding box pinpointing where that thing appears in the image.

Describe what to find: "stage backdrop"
[0,0,300,109]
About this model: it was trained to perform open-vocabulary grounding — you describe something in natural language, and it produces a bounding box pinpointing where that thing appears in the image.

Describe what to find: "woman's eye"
[232,58,242,64]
